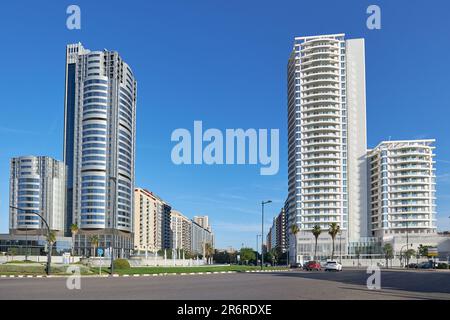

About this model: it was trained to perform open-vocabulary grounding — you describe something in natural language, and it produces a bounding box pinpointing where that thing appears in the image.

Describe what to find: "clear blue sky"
[0,0,449,249]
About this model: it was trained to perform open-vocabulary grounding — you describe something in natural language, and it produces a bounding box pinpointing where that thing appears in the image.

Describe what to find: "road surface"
[1,269,449,300]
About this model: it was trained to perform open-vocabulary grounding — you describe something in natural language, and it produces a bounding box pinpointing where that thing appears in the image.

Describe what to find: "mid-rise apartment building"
[171,210,191,252]
[133,188,172,252]
[367,140,437,239]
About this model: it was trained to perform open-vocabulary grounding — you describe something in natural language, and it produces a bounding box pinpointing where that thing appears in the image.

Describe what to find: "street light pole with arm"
[10,206,52,275]
[109,176,117,276]
[261,200,272,270]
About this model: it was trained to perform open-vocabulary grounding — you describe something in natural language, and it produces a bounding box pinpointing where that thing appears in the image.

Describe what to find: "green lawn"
[0,263,96,276]
[96,265,288,275]
[0,263,287,276]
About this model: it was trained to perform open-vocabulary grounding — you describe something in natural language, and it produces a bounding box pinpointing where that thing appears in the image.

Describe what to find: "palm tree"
[89,235,99,257]
[328,223,340,260]
[70,223,79,262]
[383,243,394,268]
[205,242,214,264]
[311,225,322,261]
[290,224,300,264]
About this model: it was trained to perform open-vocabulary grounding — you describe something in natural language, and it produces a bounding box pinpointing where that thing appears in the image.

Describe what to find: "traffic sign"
[97,247,104,257]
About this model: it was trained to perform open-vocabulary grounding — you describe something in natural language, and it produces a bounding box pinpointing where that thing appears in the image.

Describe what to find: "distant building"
[9,156,66,236]
[171,210,191,253]
[190,220,213,256]
[193,215,211,231]
[266,208,287,255]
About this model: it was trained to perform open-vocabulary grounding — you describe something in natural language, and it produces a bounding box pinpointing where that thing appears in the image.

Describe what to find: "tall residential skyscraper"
[64,43,137,257]
[286,34,368,261]
[9,156,66,236]
[367,140,437,239]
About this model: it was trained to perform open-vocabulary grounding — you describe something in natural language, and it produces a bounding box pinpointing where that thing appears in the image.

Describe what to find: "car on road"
[407,263,418,268]
[324,260,342,271]
[289,263,303,269]
[304,261,322,271]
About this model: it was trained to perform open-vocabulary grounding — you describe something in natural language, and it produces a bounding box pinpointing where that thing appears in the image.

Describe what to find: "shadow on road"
[266,269,450,297]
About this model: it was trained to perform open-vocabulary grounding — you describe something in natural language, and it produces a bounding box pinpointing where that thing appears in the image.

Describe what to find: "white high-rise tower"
[286,34,368,262]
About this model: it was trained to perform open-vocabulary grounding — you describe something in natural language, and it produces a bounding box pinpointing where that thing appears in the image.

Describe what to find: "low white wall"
[0,255,81,264]
[85,257,208,267]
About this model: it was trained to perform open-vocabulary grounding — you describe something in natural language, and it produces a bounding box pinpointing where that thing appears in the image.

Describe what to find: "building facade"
[190,220,213,256]
[64,43,137,257]
[133,188,173,253]
[133,188,157,253]
[9,156,66,236]
[267,208,287,255]
[368,140,437,240]
[286,34,368,262]
[170,210,191,253]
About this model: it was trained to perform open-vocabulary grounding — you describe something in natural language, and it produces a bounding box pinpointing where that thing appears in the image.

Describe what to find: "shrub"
[436,263,448,269]
[113,259,130,269]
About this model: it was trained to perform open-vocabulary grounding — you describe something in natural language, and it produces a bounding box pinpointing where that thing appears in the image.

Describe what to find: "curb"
[0,269,290,279]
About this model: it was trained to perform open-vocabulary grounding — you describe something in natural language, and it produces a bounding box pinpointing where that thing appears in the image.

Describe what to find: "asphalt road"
[1,269,449,300]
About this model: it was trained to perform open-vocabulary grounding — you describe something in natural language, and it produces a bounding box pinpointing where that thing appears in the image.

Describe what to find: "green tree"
[404,249,416,266]
[240,247,256,265]
[89,235,99,257]
[383,243,394,268]
[290,224,300,264]
[328,223,340,260]
[7,247,18,261]
[204,242,214,264]
[311,225,322,261]
[70,223,79,262]
[417,244,432,258]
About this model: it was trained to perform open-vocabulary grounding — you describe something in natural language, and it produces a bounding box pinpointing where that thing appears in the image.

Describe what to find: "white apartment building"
[368,140,437,240]
[170,210,191,252]
[9,156,66,236]
[286,33,368,262]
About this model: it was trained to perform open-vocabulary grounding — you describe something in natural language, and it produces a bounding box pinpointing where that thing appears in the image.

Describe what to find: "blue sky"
[0,0,449,249]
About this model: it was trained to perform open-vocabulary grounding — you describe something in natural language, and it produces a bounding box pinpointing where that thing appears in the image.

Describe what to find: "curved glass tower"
[64,43,136,256]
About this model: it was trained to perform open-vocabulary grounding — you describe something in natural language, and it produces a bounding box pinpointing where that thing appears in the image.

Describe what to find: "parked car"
[417,261,433,269]
[304,261,322,271]
[407,263,418,269]
[289,263,303,269]
[324,260,343,271]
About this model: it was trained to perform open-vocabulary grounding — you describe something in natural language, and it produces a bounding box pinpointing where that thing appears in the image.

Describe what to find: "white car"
[324,261,342,271]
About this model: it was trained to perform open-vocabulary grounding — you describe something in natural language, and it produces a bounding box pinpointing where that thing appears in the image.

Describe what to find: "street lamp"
[256,234,261,265]
[261,200,272,270]
[400,243,413,268]
[10,206,52,275]
[109,176,117,276]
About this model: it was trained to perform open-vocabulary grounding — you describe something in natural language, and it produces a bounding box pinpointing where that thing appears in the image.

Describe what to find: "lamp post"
[400,243,413,268]
[109,176,117,276]
[25,225,28,261]
[261,200,272,270]
[256,234,261,266]
[10,206,52,275]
